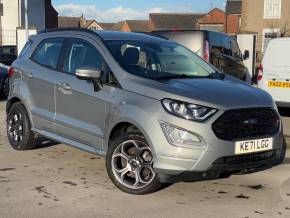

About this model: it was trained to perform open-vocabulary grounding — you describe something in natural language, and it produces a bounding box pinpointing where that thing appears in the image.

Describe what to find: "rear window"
[31,38,64,70]
[209,33,233,57]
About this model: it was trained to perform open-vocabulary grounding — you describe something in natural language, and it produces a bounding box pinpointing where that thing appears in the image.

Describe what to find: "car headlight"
[161,122,201,148]
[162,99,217,121]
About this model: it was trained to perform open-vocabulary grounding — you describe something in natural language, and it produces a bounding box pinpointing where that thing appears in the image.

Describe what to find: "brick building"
[225,0,242,34]
[241,0,290,58]
[198,8,225,32]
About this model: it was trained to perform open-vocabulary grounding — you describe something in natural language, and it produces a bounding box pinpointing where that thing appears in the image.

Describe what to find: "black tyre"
[106,132,162,195]
[7,102,38,150]
[0,76,9,99]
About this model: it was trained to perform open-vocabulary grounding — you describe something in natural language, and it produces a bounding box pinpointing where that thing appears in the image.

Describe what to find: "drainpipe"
[24,0,28,41]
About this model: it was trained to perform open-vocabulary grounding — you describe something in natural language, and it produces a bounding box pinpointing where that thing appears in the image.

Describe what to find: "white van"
[257,38,290,107]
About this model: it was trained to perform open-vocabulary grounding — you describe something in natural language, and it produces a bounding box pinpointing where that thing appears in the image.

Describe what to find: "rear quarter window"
[19,40,32,58]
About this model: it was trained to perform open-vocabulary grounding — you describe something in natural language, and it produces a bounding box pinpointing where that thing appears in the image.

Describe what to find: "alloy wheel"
[3,77,9,98]
[8,111,24,145]
[111,140,156,190]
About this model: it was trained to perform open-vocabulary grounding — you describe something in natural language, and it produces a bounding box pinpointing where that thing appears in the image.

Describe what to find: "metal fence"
[0,30,17,46]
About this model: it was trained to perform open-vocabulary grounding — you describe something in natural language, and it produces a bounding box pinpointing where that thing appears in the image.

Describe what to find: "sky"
[52,0,227,22]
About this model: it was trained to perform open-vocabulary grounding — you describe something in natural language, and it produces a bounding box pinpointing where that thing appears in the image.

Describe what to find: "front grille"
[212,108,280,141]
[215,150,276,165]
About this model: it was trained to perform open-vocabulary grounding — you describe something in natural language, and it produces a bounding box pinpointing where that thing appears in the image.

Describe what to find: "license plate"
[235,138,273,155]
[268,81,290,88]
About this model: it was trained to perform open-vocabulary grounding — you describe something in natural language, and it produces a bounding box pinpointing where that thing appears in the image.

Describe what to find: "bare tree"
[267,19,290,37]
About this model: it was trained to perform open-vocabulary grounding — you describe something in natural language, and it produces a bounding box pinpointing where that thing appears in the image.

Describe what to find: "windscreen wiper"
[154,74,200,80]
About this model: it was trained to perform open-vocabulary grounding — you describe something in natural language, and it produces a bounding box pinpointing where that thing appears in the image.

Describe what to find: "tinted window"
[209,33,223,54]
[32,38,64,70]
[209,33,232,56]
[63,39,103,74]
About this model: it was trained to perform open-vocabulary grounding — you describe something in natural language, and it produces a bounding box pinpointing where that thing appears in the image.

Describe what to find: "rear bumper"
[157,144,286,183]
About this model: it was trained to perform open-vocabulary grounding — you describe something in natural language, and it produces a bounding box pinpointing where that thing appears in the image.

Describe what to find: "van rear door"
[261,39,290,105]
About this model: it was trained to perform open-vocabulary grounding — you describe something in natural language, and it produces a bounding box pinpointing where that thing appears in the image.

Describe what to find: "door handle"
[59,82,72,90]
[24,72,34,78]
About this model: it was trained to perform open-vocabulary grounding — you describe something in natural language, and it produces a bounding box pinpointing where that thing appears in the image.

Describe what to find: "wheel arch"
[104,119,157,159]
[6,97,22,113]
[6,97,34,126]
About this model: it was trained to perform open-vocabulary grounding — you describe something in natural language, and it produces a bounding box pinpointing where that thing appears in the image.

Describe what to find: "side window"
[209,33,223,55]
[63,39,103,74]
[32,38,64,70]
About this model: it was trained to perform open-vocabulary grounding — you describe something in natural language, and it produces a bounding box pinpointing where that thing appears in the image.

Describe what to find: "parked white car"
[257,38,290,107]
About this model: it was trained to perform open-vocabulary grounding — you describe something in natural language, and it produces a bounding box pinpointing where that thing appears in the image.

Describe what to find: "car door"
[54,37,108,149]
[24,38,64,133]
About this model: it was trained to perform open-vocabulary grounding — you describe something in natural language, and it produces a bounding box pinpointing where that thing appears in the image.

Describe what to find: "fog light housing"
[161,122,201,148]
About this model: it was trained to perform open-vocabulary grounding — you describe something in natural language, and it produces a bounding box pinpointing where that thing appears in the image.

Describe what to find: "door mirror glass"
[243,50,250,60]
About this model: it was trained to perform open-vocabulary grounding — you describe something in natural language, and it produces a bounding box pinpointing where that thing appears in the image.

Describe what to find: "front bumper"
[149,108,284,182]
[157,146,285,183]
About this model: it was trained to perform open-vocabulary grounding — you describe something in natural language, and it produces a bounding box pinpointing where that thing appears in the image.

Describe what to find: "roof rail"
[134,31,169,40]
[38,28,104,39]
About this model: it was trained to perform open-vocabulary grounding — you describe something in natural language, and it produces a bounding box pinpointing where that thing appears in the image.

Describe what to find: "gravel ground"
[1,100,290,218]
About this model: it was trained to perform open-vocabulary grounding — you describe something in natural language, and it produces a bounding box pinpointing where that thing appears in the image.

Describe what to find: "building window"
[264,0,282,19]
[262,28,280,52]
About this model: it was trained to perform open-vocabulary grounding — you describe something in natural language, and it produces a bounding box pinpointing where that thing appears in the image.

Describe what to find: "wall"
[2,0,45,31]
[16,28,37,55]
[226,14,241,34]
[241,0,290,57]
[20,0,45,31]
[1,0,20,31]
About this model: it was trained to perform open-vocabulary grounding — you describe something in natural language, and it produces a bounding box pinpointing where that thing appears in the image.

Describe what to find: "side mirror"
[76,67,103,91]
[243,50,250,60]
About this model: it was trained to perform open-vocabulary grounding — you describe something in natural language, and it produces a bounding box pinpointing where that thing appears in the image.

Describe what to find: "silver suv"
[6,29,285,194]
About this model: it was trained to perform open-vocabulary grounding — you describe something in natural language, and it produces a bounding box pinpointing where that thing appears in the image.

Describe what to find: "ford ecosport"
[6,29,285,194]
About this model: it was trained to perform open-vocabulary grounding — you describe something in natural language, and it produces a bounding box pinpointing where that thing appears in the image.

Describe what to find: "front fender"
[103,97,162,159]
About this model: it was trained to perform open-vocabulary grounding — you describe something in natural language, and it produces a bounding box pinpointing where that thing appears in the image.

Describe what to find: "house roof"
[83,20,96,28]
[149,13,203,31]
[58,16,81,28]
[126,20,149,32]
[98,23,116,30]
[198,8,225,25]
[111,21,126,31]
[110,20,149,32]
[226,0,242,14]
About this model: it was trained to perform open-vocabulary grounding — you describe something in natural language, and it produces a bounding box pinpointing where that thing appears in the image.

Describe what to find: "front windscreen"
[105,40,215,80]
